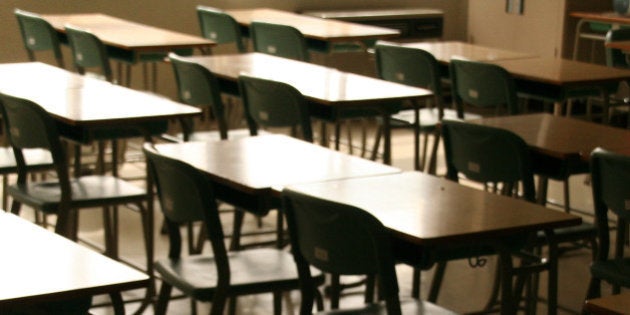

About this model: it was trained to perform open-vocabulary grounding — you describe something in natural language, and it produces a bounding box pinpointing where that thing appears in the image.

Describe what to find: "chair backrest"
[238,74,313,142]
[250,21,309,62]
[590,148,630,263]
[65,24,113,82]
[282,189,402,315]
[169,53,228,140]
[441,119,536,202]
[14,9,64,68]
[450,59,519,117]
[605,28,630,68]
[197,5,246,53]
[375,42,445,116]
[0,92,70,202]
[143,144,229,275]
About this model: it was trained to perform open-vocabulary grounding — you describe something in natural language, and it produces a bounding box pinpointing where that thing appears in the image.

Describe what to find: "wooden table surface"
[400,41,537,64]
[41,13,214,52]
[182,52,430,106]
[285,171,581,314]
[0,62,201,127]
[469,113,630,161]
[155,134,400,199]
[303,8,444,21]
[179,52,432,164]
[0,212,149,307]
[286,171,580,245]
[488,57,630,87]
[569,11,630,25]
[226,8,400,42]
[584,293,630,315]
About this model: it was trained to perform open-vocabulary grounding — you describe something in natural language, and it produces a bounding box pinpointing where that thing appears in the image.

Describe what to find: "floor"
[14,120,611,314]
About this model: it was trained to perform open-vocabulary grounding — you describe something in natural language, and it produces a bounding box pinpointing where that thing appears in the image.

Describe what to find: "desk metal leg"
[498,246,516,315]
[382,111,392,165]
[545,228,559,315]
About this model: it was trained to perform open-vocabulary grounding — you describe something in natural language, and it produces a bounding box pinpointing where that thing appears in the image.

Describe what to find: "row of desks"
[4,8,630,314]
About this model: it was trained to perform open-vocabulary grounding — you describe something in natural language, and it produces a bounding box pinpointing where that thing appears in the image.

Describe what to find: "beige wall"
[467,0,613,59]
[467,0,565,58]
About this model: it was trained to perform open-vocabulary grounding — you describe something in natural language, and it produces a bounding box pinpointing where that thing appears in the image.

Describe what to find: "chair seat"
[590,258,630,288]
[154,247,323,301]
[0,147,53,174]
[390,108,482,130]
[314,299,458,315]
[8,175,146,213]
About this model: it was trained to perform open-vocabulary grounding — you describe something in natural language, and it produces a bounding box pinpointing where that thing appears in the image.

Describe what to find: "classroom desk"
[570,11,630,60]
[400,41,537,64]
[0,212,149,314]
[584,293,630,315]
[177,52,433,165]
[41,13,215,89]
[605,38,630,51]
[0,62,201,143]
[469,113,630,210]
[225,8,400,51]
[155,134,401,247]
[487,57,630,123]
[285,171,581,315]
[302,8,444,40]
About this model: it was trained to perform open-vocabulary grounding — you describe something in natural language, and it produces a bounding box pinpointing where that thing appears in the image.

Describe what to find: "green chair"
[250,21,310,62]
[0,92,151,311]
[585,148,630,301]
[436,120,597,313]
[14,9,64,68]
[197,5,246,53]
[66,24,166,175]
[586,28,630,125]
[65,24,113,82]
[238,74,314,142]
[282,189,459,315]
[144,144,324,315]
[169,52,253,142]
[370,43,481,173]
[450,59,520,117]
[0,148,53,211]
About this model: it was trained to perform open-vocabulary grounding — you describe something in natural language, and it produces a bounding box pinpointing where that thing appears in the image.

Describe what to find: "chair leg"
[108,292,125,315]
[154,282,173,315]
[427,131,441,175]
[428,262,447,303]
[412,267,421,299]
[330,274,341,309]
[273,291,282,315]
[370,126,383,161]
[229,209,245,251]
[483,260,502,311]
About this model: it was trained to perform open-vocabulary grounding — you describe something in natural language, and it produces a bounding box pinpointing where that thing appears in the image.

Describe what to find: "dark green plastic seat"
[371,43,481,172]
[169,52,254,142]
[435,120,596,312]
[282,189,459,315]
[65,25,166,174]
[450,59,520,117]
[0,92,151,312]
[144,144,324,315]
[65,24,113,82]
[238,74,314,142]
[14,9,64,68]
[197,5,246,53]
[585,148,630,300]
[251,21,310,62]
